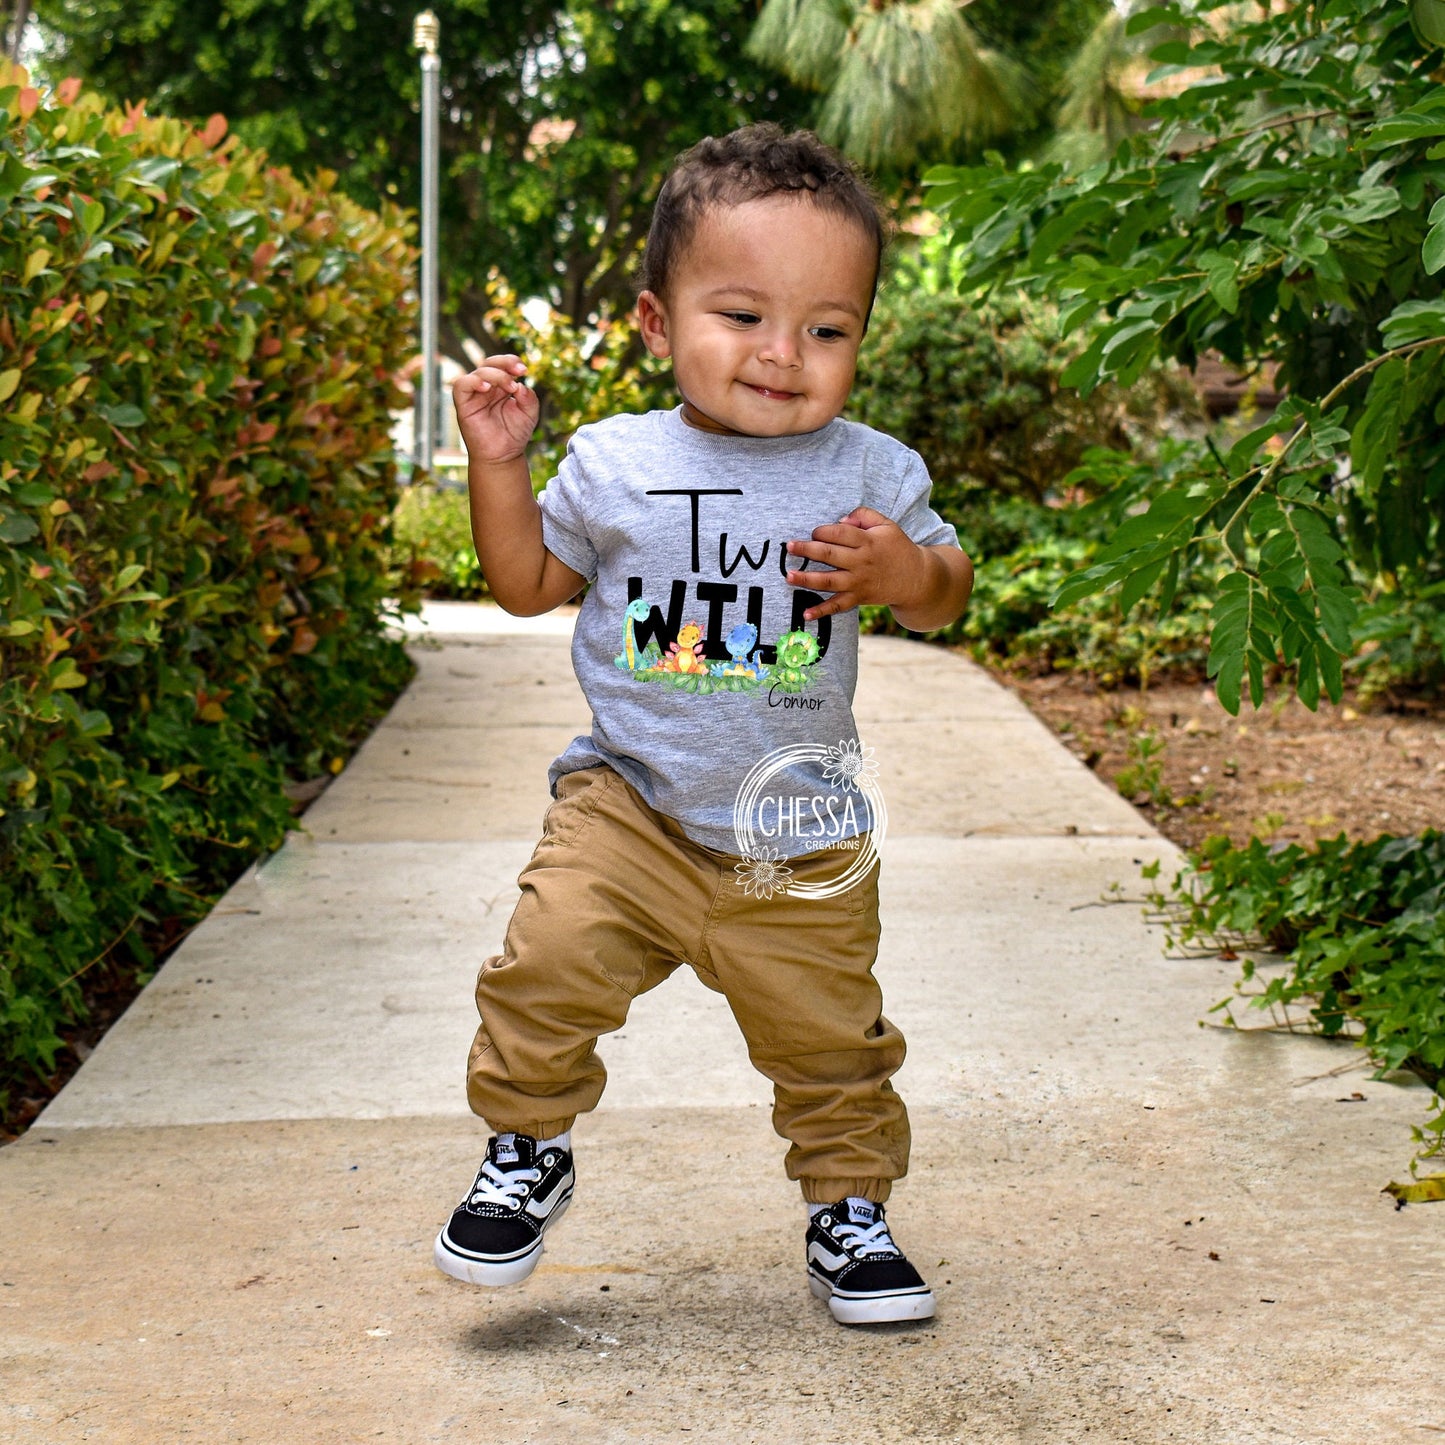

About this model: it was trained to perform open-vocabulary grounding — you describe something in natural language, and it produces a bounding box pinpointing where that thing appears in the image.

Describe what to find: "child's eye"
[810,326,847,341]
[722,311,760,325]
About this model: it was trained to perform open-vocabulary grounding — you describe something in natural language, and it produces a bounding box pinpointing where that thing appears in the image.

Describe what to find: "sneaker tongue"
[847,1199,878,1227]
[491,1133,533,1167]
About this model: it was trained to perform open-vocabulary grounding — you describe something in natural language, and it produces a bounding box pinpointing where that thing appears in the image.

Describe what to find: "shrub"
[479,270,672,484]
[847,281,1203,515]
[1351,575,1445,704]
[922,0,1445,715]
[847,278,1222,680]
[861,446,1222,685]
[0,65,417,1111]
[392,483,485,599]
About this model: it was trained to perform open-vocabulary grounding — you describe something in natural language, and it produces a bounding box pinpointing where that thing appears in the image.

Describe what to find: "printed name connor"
[756,793,862,839]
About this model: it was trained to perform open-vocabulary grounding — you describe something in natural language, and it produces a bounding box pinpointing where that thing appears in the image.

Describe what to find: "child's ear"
[636,290,672,359]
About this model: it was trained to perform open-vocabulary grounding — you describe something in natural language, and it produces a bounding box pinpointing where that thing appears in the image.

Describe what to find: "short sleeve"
[889,449,962,550]
[536,435,599,583]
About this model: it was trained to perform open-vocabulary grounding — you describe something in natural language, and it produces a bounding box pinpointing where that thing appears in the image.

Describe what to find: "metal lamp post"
[413,9,441,474]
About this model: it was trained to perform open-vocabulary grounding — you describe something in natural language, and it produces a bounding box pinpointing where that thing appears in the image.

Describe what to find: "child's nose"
[757,327,802,367]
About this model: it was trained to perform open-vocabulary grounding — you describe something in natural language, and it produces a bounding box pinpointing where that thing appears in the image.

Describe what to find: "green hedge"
[0,65,417,1108]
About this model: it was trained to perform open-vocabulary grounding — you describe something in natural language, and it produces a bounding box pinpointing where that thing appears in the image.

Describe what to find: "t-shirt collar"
[659,404,839,455]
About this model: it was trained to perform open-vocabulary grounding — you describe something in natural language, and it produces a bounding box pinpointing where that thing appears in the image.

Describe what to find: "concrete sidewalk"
[2,603,1438,1443]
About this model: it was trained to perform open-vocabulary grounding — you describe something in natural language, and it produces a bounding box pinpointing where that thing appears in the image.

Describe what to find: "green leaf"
[114,564,145,591]
[78,708,113,739]
[1226,417,1287,474]
[1315,585,1356,653]
[96,402,146,427]
[1050,559,1122,611]
[1319,642,1344,703]
[1208,573,1277,716]
[1118,556,1168,616]
[129,156,182,187]
[1125,7,1186,37]
[1059,331,1109,394]
[1206,266,1238,315]
[1158,549,1181,615]
[1297,647,1320,711]
[1380,300,1445,349]
[1213,650,1243,715]
[1352,360,1405,487]
[1097,487,1209,560]
[1335,186,1400,225]
[1424,220,1445,276]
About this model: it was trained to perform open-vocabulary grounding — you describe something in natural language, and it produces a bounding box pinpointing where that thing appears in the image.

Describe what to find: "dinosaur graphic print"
[610,485,832,698]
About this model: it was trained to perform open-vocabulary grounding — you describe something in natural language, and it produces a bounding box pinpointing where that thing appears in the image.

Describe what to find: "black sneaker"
[434,1133,575,1286]
[806,1198,936,1324]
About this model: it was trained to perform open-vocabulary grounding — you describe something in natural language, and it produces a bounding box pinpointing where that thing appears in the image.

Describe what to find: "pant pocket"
[541,765,619,848]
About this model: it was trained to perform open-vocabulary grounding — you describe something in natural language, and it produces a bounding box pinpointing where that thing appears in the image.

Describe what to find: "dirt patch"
[991,667,1445,853]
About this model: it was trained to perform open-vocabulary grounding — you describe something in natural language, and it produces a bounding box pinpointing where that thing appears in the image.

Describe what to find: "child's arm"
[454,353,587,617]
[784,506,974,632]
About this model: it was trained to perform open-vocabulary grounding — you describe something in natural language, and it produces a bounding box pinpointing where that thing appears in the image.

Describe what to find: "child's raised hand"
[453,354,539,463]
[784,506,924,621]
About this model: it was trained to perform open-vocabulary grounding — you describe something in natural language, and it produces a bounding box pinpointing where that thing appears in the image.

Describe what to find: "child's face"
[636,196,876,439]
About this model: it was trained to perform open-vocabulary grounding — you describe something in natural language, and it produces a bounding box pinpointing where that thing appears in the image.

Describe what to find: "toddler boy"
[434,123,973,1325]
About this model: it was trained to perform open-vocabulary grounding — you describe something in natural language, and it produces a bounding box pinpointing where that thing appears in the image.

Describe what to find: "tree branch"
[1214,334,1445,563]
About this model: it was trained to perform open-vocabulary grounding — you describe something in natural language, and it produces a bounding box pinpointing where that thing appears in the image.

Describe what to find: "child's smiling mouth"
[746,383,800,400]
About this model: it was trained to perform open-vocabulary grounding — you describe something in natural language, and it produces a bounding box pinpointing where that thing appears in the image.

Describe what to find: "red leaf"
[57,77,82,106]
[83,461,118,482]
[201,113,228,148]
[18,88,39,120]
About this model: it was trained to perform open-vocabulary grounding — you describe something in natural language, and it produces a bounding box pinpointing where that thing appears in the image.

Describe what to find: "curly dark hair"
[637,123,893,325]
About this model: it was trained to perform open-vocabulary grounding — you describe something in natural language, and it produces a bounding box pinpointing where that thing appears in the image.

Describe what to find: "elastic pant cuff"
[799,1177,892,1205]
[483,1117,577,1143]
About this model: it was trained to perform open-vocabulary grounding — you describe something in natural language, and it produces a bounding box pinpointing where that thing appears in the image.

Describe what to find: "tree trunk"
[6,0,31,62]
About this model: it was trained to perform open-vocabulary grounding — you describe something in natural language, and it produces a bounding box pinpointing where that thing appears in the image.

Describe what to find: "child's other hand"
[453,354,539,463]
[784,506,924,621]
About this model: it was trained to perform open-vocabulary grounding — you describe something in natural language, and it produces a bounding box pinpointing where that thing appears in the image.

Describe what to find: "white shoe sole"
[809,1271,936,1325]
[434,1195,572,1287]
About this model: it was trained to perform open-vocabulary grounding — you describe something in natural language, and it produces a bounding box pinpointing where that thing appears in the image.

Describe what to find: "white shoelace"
[832,1217,901,1260]
[468,1157,540,1210]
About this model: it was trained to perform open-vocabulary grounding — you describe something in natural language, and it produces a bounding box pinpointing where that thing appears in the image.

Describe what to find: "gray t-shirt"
[537,404,961,858]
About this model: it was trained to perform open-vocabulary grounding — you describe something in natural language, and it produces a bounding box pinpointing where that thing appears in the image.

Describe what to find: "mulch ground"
[991,665,1445,852]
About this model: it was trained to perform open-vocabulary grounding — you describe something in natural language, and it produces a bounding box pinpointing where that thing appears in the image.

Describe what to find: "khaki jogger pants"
[466,763,910,1203]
